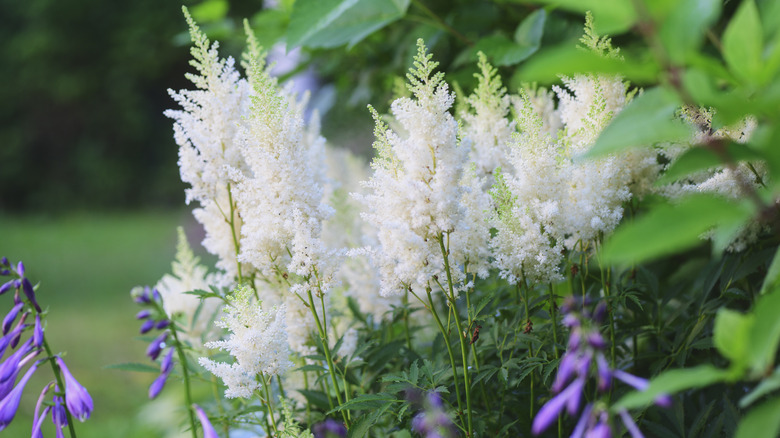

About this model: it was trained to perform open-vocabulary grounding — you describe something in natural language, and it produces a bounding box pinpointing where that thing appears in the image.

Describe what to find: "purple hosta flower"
[194,404,219,438]
[0,338,34,382]
[2,303,23,335]
[155,319,171,330]
[21,278,41,313]
[0,361,38,430]
[31,405,51,438]
[139,319,155,334]
[410,391,457,438]
[148,348,175,399]
[33,315,43,348]
[146,332,169,361]
[136,310,151,320]
[612,370,672,407]
[313,418,348,438]
[55,357,93,422]
[534,298,667,437]
[0,281,13,296]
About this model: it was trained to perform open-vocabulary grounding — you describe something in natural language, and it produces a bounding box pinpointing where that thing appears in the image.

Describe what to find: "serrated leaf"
[104,362,161,373]
[330,393,398,413]
[409,360,419,386]
[734,396,780,438]
[601,194,751,266]
[722,0,764,83]
[587,88,691,158]
[613,365,731,410]
[713,308,754,371]
[349,403,392,438]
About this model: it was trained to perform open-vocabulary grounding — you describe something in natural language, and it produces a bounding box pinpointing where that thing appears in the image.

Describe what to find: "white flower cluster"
[165,10,251,282]
[200,285,292,399]
[155,227,221,347]
[356,39,488,297]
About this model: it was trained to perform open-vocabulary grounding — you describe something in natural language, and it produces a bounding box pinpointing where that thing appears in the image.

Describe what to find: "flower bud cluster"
[0,257,92,432]
[533,297,668,437]
[132,286,176,399]
[407,389,457,438]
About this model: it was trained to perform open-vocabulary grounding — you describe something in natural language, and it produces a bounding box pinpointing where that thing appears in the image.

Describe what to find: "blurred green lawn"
[0,211,206,437]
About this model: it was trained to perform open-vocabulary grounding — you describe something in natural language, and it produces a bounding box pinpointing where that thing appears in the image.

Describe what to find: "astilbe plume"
[199,285,292,399]
[165,7,252,284]
[356,39,479,297]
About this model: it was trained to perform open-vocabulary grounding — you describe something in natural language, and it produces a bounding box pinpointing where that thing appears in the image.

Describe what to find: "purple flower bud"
[568,328,582,350]
[8,313,27,349]
[2,303,23,335]
[0,271,7,277]
[593,302,607,324]
[31,405,50,438]
[148,370,170,399]
[563,314,580,328]
[160,348,174,373]
[0,362,38,430]
[151,288,161,301]
[146,332,168,361]
[33,315,43,347]
[135,310,151,320]
[0,338,33,382]
[552,352,578,393]
[16,262,24,277]
[565,377,585,415]
[1,257,8,267]
[134,287,151,304]
[0,282,13,296]
[155,319,170,330]
[52,390,68,429]
[654,394,673,408]
[194,404,219,438]
[596,354,611,392]
[589,420,612,438]
[618,409,644,438]
[139,319,155,334]
[427,391,444,409]
[612,370,647,391]
[532,375,586,435]
[313,418,348,438]
[587,331,606,350]
[21,279,41,313]
[411,412,429,435]
[0,322,25,358]
[55,357,93,422]
[571,404,593,438]
[577,350,593,377]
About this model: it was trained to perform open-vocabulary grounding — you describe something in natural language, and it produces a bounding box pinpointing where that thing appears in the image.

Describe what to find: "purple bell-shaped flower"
[55,357,93,422]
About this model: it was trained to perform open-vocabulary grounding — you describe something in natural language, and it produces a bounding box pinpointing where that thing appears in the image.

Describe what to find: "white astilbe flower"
[660,110,766,251]
[230,29,336,287]
[200,285,292,399]
[165,9,251,282]
[155,227,221,347]
[356,39,472,297]
[322,148,401,321]
[461,52,515,180]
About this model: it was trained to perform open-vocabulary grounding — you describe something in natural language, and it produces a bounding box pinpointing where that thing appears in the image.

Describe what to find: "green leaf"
[104,362,161,373]
[601,194,750,265]
[514,9,546,47]
[349,404,393,438]
[286,0,410,49]
[734,396,780,438]
[657,143,764,185]
[713,308,754,371]
[748,287,780,376]
[722,0,764,83]
[659,0,721,64]
[613,365,732,410]
[740,366,780,408]
[515,45,659,84]
[760,245,780,295]
[329,393,398,413]
[531,0,637,35]
[467,35,539,67]
[191,0,229,23]
[587,88,691,158]
[297,389,332,411]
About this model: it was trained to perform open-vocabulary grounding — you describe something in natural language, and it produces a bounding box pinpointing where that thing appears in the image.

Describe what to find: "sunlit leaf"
[734,396,780,438]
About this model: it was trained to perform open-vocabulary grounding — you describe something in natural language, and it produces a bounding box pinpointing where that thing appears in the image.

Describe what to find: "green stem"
[422,287,466,429]
[210,375,230,437]
[225,183,246,287]
[170,329,198,438]
[438,234,473,437]
[465,274,490,411]
[42,339,78,438]
[403,290,413,351]
[306,288,350,427]
[261,375,279,436]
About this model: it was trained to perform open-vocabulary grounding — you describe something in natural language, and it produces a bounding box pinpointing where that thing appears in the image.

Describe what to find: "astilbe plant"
[122,5,780,438]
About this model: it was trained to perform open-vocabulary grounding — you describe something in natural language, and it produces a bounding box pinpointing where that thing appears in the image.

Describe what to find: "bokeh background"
[0,0,643,435]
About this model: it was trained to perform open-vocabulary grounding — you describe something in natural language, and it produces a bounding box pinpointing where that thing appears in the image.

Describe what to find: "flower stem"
[306,288,350,428]
[438,233,473,437]
[41,339,78,438]
[260,375,279,435]
[170,329,198,438]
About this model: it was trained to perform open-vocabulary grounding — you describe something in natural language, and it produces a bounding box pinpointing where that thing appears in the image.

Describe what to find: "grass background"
[1,211,210,437]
